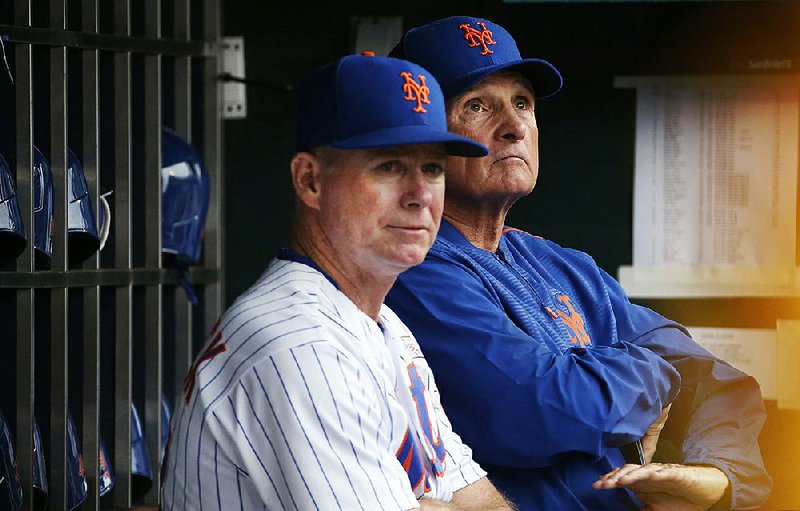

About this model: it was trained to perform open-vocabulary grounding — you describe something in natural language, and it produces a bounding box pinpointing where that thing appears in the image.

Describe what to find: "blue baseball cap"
[294,53,487,157]
[389,16,562,100]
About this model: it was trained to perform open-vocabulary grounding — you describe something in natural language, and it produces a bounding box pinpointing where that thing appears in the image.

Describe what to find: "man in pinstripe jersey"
[161,53,514,510]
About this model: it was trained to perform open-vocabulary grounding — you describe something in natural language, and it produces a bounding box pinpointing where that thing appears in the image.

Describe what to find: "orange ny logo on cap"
[400,72,431,113]
[459,21,496,56]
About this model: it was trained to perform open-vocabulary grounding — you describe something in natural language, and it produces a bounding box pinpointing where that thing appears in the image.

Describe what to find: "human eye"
[464,99,485,114]
[514,96,533,111]
[376,160,399,173]
[422,162,445,178]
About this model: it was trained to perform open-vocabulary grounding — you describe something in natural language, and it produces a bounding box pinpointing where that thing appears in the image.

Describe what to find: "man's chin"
[388,246,430,270]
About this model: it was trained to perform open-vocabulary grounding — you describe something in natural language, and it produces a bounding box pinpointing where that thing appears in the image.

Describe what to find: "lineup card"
[617,75,798,269]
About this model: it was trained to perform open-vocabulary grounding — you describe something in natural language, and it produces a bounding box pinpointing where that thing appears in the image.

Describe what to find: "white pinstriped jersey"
[161,254,486,510]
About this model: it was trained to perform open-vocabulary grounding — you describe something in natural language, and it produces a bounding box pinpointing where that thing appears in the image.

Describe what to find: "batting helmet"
[130,402,153,501]
[31,420,47,511]
[0,153,26,265]
[32,146,53,268]
[30,147,108,268]
[66,412,88,511]
[160,394,172,464]
[66,148,101,267]
[161,127,210,267]
[0,409,23,511]
[161,128,210,306]
[98,436,114,497]
[129,395,173,501]
[30,418,114,508]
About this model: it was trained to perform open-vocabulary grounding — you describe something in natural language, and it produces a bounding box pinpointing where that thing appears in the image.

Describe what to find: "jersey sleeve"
[386,256,681,468]
[206,342,421,511]
[599,269,773,509]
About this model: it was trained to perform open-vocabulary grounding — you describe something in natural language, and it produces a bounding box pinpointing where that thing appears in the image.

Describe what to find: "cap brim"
[331,125,488,157]
[444,58,563,101]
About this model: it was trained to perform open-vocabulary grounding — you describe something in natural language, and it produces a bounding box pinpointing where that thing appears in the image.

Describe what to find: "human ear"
[290,152,322,210]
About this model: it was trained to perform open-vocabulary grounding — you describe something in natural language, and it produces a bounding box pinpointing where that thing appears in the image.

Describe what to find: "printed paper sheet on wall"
[615,75,800,296]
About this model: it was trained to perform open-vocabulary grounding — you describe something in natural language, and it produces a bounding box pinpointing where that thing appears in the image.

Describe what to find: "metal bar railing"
[0,24,212,56]
[80,1,101,509]
[48,0,69,508]
[142,0,163,504]
[203,0,223,332]
[3,1,223,509]
[0,266,219,288]
[172,0,194,409]
[14,6,35,511]
[112,0,133,507]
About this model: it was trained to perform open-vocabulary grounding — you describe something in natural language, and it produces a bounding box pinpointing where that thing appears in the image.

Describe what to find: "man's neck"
[443,199,509,252]
[291,226,394,322]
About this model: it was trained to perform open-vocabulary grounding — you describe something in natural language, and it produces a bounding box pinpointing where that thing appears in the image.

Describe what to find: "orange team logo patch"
[401,72,431,113]
[459,21,496,56]
[556,295,592,348]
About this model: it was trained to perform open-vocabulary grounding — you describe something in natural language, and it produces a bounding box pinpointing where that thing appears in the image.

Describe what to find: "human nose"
[401,171,433,209]
[496,105,528,142]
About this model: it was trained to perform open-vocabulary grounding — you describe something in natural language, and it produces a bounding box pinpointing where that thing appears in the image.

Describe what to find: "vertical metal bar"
[143,0,163,503]
[172,0,193,406]
[81,1,101,509]
[48,0,69,509]
[203,0,223,330]
[113,0,133,507]
[172,288,192,401]
[174,0,190,136]
[14,4,34,511]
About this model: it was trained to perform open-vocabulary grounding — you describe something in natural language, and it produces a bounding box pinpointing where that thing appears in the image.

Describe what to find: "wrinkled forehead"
[449,70,535,104]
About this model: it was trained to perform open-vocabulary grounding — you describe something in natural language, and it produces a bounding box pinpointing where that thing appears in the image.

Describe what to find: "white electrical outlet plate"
[222,36,247,119]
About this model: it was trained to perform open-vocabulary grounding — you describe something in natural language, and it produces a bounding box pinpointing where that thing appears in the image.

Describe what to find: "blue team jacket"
[386,220,772,510]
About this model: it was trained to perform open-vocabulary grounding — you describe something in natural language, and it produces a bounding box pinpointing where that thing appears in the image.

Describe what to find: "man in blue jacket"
[385,15,772,511]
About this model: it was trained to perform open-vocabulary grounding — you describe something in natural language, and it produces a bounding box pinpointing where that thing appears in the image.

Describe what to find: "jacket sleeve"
[386,256,681,469]
[600,269,773,509]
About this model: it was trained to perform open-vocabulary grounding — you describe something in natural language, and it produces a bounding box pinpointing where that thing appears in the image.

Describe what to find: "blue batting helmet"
[98,436,114,497]
[31,420,47,511]
[130,402,153,501]
[31,420,114,505]
[66,149,101,267]
[32,146,53,268]
[160,394,172,464]
[66,412,88,511]
[129,396,172,501]
[0,153,26,265]
[30,147,107,268]
[0,409,23,511]
[161,128,210,267]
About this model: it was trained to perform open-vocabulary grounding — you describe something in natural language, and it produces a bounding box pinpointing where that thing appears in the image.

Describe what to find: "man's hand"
[592,463,729,511]
[641,404,671,463]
